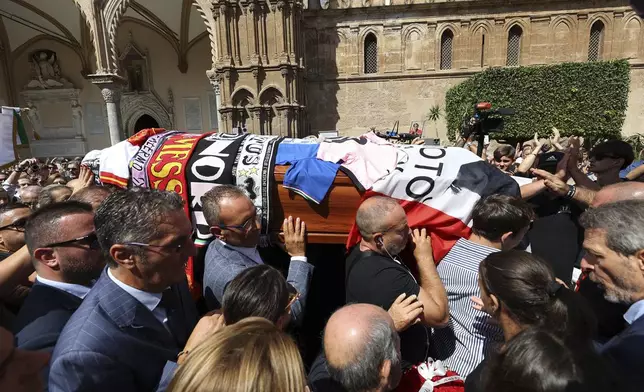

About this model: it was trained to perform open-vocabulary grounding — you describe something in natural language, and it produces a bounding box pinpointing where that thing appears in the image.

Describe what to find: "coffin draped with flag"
[83,128,520,296]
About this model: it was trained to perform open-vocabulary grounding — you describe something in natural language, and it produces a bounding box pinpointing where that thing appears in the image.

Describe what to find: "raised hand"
[179,310,226,364]
[71,165,95,194]
[550,127,561,145]
[283,216,306,257]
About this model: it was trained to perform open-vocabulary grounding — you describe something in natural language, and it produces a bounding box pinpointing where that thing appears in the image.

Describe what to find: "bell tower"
[210,0,306,136]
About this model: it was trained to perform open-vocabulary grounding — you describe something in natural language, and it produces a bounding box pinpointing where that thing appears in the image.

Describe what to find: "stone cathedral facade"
[201,0,644,137]
[0,0,642,156]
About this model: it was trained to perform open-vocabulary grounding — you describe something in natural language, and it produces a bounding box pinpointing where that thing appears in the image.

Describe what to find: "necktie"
[160,288,188,347]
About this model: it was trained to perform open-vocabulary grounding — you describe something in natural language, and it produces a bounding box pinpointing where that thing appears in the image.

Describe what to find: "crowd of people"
[0,129,643,392]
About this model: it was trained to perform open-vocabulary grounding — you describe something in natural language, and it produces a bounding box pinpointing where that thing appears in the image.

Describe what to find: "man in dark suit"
[49,188,223,392]
[13,201,105,386]
[579,200,644,392]
[201,185,314,325]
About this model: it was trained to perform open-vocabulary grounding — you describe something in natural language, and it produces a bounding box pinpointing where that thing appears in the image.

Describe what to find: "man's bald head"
[324,304,401,392]
[356,197,405,240]
[18,185,42,208]
[592,182,644,208]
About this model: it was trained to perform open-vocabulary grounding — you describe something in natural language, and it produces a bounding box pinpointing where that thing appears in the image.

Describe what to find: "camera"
[460,102,515,140]
[461,102,515,156]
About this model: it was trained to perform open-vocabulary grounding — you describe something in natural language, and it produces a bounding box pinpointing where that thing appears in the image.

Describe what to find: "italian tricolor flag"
[0,107,40,168]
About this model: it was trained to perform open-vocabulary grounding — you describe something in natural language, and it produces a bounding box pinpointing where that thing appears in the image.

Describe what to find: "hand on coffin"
[410,228,433,265]
[283,216,306,257]
[70,165,94,195]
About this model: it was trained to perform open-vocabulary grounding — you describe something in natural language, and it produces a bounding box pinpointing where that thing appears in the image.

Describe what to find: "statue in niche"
[71,99,83,122]
[25,49,73,89]
[24,103,40,128]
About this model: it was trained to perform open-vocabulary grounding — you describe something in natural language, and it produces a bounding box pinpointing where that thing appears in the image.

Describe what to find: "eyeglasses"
[0,217,28,232]
[124,231,195,254]
[43,232,101,250]
[218,211,259,232]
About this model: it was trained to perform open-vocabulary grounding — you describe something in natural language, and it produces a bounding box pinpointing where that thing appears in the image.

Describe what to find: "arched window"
[588,21,605,62]
[364,33,378,74]
[506,25,523,66]
[440,29,454,70]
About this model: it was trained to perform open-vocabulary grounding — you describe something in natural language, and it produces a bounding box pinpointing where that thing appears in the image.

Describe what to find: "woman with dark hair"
[484,328,620,392]
[465,250,597,391]
[222,264,298,329]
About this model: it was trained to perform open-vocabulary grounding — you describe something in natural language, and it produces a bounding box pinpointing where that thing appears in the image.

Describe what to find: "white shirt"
[36,276,91,299]
[624,299,644,325]
[220,240,308,264]
[107,268,168,327]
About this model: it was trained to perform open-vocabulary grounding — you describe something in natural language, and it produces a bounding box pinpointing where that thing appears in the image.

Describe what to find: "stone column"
[102,86,123,144]
[88,74,126,145]
[207,70,224,130]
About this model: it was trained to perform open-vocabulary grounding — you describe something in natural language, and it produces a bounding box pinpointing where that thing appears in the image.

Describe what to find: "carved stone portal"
[118,34,174,136]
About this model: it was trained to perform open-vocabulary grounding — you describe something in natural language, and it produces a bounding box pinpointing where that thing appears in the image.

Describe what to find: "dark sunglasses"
[591,153,619,161]
[0,217,28,232]
[43,232,101,250]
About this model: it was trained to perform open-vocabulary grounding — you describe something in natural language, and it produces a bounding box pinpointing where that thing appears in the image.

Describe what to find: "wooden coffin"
[270,165,363,244]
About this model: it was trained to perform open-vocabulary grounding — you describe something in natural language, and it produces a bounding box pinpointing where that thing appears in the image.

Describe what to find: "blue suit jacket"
[202,239,314,325]
[601,316,644,391]
[13,283,82,351]
[13,283,83,391]
[48,269,198,392]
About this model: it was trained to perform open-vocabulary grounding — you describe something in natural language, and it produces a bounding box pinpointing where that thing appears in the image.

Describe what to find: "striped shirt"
[431,238,503,378]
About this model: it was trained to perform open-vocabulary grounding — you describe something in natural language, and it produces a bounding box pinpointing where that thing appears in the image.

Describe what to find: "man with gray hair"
[324,304,401,392]
[577,181,644,343]
[579,200,644,391]
[18,185,42,209]
[37,184,72,209]
[201,184,313,325]
[347,196,448,369]
[49,188,224,392]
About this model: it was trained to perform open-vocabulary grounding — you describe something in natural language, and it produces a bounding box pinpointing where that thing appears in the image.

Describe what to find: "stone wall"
[303,0,644,138]
[306,74,467,139]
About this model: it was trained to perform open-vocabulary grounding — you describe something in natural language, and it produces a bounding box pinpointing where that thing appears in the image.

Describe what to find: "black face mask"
[632,0,644,16]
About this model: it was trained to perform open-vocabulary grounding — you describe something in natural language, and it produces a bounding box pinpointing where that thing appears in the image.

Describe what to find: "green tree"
[426,105,443,139]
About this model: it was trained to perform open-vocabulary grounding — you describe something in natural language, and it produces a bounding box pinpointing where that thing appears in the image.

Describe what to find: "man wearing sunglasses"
[12,201,105,383]
[0,204,31,261]
[566,140,635,192]
[49,188,222,392]
[0,203,32,327]
[201,185,314,326]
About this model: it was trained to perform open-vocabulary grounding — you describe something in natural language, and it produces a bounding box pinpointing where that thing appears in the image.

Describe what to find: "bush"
[445,60,631,142]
